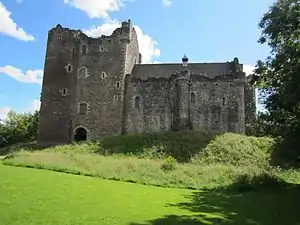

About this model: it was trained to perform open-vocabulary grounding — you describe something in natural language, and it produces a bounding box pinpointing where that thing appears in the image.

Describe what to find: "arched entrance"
[74,127,87,142]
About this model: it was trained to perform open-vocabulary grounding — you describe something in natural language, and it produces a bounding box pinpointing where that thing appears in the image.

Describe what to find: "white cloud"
[162,0,172,7]
[0,2,35,41]
[0,99,40,122]
[63,0,125,19]
[32,100,41,112]
[0,65,43,85]
[0,107,10,121]
[83,21,160,63]
[243,65,255,76]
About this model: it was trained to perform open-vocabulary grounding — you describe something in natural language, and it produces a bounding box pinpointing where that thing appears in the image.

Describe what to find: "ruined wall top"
[48,19,135,44]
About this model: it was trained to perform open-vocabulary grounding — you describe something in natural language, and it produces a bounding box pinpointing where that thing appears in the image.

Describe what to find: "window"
[134,96,141,110]
[101,71,107,79]
[116,81,120,89]
[66,64,73,73]
[78,67,88,78]
[82,45,87,55]
[190,92,196,104]
[99,46,105,52]
[222,97,226,106]
[61,88,69,96]
[79,103,88,114]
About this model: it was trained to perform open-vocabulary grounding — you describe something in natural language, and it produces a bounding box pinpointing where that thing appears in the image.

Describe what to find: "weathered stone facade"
[37,20,255,146]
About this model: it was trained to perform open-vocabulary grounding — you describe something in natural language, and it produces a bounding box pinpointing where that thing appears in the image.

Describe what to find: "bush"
[161,156,177,171]
[192,133,275,167]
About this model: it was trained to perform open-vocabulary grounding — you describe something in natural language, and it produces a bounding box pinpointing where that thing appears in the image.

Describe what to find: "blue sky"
[0,0,274,120]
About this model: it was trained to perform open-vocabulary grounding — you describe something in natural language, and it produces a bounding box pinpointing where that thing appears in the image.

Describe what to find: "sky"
[0,0,275,120]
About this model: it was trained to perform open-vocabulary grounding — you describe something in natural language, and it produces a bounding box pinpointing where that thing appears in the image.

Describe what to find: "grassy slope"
[1,164,300,225]
[3,132,300,190]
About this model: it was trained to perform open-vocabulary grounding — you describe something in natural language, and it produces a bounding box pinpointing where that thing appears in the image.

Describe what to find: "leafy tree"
[251,0,300,161]
[0,110,39,146]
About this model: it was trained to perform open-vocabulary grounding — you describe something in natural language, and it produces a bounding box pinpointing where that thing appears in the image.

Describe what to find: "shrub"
[161,156,177,171]
[192,133,275,167]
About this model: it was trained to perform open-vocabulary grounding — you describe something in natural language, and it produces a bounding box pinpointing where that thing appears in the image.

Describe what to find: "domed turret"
[182,54,189,67]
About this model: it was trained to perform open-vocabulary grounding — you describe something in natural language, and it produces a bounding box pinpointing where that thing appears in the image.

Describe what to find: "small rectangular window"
[191,93,196,104]
[82,45,87,55]
[116,81,120,89]
[79,103,88,114]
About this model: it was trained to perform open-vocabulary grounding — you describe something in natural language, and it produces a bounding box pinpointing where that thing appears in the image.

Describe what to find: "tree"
[251,0,300,162]
[0,110,39,146]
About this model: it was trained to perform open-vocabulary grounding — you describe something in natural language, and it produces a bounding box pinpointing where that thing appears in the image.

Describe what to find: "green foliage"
[0,110,39,147]
[193,133,275,167]
[3,132,300,191]
[250,0,300,162]
[161,156,177,171]
[245,112,275,137]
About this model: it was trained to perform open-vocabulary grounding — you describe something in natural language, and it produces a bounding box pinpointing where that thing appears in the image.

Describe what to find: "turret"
[173,55,192,130]
[120,19,132,43]
[182,54,189,67]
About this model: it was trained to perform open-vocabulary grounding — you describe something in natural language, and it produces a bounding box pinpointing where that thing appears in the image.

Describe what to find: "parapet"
[48,20,134,44]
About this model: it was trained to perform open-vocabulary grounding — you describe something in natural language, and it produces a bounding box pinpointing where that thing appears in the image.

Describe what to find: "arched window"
[66,64,73,73]
[190,92,196,104]
[134,96,141,110]
[78,67,88,78]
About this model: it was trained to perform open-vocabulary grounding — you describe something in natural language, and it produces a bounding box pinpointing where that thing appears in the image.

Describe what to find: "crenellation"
[37,19,255,146]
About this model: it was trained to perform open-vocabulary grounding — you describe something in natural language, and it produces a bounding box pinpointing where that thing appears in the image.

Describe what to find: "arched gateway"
[74,127,87,142]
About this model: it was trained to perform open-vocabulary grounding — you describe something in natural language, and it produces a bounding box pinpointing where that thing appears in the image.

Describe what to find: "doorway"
[74,127,87,142]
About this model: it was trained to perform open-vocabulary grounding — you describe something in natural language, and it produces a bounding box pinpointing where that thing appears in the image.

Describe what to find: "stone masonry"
[37,19,256,146]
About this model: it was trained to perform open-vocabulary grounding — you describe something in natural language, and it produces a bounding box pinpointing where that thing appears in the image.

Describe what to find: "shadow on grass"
[98,130,218,162]
[130,175,300,225]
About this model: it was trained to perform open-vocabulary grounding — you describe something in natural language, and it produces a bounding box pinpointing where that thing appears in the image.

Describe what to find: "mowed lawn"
[1,164,300,225]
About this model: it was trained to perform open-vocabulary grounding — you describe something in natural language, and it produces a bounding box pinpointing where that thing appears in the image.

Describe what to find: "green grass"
[4,149,300,190]
[3,132,300,190]
[1,163,300,225]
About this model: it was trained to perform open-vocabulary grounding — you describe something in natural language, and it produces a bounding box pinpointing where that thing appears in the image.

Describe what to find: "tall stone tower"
[37,20,140,146]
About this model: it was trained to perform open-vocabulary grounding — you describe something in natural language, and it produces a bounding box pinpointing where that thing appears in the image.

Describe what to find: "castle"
[37,19,255,146]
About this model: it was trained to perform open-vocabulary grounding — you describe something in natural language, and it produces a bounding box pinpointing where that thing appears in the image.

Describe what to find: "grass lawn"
[1,164,300,225]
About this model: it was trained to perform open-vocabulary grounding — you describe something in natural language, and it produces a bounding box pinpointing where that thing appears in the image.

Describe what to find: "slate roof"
[131,63,244,80]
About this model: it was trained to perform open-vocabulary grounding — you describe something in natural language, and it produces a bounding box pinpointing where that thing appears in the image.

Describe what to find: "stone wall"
[123,76,172,134]
[124,66,248,135]
[38,20,254,146]
[37,25,79,146]
[38,20,140,145]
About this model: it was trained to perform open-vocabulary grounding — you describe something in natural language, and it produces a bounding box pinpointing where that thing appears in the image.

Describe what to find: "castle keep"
[37,20,255,146]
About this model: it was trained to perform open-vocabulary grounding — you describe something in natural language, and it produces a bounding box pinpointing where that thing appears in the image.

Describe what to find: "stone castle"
[37,19,255,146]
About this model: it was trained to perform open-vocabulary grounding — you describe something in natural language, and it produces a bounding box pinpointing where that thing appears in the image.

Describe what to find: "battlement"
[48,20,135,43]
